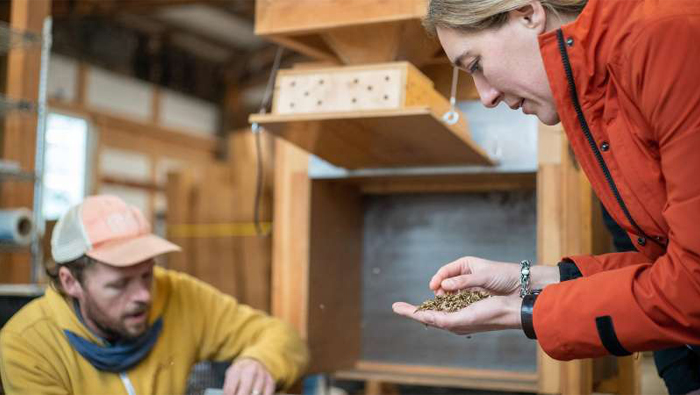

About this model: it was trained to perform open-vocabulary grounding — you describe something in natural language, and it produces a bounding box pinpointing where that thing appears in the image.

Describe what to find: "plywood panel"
[99,147,152,182]
[86,67,153,121]
[307,180,363,373]
[159,88,219,137]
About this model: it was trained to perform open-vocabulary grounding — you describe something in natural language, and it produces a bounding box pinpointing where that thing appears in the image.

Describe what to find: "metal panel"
[361,191,538,372]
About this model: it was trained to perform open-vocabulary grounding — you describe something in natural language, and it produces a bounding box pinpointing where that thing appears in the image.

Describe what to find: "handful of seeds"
[415,290,491,313]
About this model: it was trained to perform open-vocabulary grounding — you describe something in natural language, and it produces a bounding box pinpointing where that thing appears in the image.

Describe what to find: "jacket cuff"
[558,260,583,281]
[521,293,538,339]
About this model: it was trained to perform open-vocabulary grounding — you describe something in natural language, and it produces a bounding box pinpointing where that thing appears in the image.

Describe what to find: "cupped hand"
[429,256,521,296]
[392,295,522,335]
[223,358,275,395]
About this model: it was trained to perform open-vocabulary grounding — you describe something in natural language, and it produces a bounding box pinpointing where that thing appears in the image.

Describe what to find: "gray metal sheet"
[361,191,538,372]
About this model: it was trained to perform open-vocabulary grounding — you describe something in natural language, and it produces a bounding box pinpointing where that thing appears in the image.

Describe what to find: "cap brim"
[86,234,181,267]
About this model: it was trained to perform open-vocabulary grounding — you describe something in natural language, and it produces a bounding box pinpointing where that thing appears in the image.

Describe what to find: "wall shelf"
[250,62,493,169]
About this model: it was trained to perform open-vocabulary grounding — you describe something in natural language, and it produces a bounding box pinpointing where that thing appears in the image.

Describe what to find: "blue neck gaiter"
[64,300,163,372]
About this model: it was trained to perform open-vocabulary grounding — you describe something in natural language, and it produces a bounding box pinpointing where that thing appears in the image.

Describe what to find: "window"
[42,112,90,220]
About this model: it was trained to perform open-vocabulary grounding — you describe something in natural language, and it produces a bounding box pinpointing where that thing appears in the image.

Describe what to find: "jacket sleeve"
[173,271,309,390]
[535,15,700,360]
[563,251,649,277]
[0,329,68,395]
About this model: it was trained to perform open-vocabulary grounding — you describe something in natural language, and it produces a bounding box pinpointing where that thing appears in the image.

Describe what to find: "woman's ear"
[59,266,84,299]
[510,1,548,33]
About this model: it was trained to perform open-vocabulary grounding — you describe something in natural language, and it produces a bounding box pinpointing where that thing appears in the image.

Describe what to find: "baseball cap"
[51,195,181,266]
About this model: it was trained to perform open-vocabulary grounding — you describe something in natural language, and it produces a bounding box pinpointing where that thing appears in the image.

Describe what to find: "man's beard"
[81,292,150,342]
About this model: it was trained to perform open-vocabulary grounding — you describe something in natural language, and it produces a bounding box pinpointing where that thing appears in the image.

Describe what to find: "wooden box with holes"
[250,62,493,169]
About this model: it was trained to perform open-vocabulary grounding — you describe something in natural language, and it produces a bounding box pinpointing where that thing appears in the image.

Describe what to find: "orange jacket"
[534,0,700,360]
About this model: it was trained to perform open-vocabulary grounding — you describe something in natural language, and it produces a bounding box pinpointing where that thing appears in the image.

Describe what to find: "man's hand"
[392,295,522,334]
[223,358,275,395]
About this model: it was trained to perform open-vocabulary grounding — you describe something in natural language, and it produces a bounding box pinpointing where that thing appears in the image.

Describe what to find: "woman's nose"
[473,75,503,108]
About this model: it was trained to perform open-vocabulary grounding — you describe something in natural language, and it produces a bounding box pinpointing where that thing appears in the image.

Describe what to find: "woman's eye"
[469,59,481,74]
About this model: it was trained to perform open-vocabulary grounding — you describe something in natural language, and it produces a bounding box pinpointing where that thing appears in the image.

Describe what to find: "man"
[0,195,308,395]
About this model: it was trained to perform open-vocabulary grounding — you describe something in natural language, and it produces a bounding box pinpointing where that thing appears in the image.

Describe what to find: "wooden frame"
[273,125,638,393]
[255,0,438,66]
[272,138,540,391]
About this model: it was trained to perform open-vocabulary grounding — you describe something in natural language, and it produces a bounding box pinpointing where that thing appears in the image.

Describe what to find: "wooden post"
[271,137,311,336]
[537,122,597,394]
[0,0,50,281]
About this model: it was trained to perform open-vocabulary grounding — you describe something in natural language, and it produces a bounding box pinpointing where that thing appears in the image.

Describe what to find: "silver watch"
[519,259,532,298]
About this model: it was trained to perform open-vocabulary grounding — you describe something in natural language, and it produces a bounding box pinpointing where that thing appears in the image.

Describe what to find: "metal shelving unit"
[0,18,52,284]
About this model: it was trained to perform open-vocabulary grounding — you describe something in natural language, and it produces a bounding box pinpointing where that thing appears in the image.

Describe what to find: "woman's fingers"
[441,273,489,291]
[429,258,473,291]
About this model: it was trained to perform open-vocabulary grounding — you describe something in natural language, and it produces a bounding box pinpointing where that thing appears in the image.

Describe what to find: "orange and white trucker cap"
[51,195,180,266]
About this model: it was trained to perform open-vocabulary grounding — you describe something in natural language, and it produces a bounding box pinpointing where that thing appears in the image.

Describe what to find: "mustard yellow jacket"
[0,267,308,394]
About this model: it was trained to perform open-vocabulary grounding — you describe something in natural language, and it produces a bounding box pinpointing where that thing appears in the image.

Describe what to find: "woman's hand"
[429,256,522,296]
[392,295,522,334]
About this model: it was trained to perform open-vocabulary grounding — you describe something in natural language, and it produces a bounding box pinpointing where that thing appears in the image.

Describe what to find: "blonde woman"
[393,0,700,392]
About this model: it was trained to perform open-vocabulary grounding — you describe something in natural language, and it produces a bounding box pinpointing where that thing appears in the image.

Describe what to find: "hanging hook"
[442,66,460,125]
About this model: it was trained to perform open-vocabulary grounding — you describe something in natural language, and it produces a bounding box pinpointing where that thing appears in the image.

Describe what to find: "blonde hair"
[424,0,587,35]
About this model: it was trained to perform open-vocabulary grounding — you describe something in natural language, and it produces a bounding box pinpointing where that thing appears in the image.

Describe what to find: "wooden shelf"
[334,361,539,393]
[255,0,440,66]
[250,62,493,169]
[252,108,491,169]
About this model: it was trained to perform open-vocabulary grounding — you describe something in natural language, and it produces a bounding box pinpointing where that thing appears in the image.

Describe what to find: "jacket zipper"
[555,29,663,248]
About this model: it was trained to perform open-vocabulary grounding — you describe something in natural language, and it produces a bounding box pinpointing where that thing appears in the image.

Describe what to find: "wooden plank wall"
[165,130,275,312]
[0,0,51,281]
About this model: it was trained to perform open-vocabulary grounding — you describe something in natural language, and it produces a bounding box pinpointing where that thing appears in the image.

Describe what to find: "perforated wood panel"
[275,68,403,114]
[251,62,493,168]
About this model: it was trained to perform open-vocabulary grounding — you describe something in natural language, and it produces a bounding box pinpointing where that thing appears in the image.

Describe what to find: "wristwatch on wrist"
[521,293,539,339]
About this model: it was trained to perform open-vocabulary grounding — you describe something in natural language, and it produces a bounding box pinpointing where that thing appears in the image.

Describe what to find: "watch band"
[521,292,539,339]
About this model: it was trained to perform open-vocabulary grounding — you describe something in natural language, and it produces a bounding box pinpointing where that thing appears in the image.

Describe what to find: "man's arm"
[170,270,309,390]
[0,329,68,395]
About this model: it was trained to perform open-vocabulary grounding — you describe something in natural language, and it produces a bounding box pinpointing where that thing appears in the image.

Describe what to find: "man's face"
[74,259,155,341]
[437,3,561,125]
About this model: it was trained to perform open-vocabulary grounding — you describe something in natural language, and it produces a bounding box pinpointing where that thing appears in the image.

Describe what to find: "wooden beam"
[0,0,50,281]
[536,122,564,394]
[52,0,222,17]
[271,138,311,336]
[537,121,600,394]
[255,0,427,36]
[334,361,539,393]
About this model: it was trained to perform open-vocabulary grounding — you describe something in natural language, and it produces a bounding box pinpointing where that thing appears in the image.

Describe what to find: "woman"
[392,0,700,391]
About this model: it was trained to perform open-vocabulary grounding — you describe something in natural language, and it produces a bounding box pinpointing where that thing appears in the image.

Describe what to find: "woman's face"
[436,3,560,125]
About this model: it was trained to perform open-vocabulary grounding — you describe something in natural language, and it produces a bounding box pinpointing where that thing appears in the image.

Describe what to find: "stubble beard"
[81,293,149,342]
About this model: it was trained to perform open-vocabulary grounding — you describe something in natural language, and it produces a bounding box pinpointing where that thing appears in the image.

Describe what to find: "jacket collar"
[538,0,644,118]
